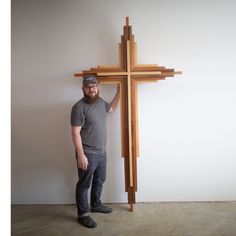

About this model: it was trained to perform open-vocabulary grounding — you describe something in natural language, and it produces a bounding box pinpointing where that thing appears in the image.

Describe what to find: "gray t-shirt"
[71,97,111,154]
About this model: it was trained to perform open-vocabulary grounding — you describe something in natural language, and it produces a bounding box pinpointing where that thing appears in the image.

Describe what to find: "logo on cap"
[83,76,98,87]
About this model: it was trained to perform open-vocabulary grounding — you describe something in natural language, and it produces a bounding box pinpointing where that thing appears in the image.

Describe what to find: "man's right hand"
[77,154,89,171]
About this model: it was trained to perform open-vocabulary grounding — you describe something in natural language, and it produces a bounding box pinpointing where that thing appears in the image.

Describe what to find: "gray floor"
[12,202,236,236]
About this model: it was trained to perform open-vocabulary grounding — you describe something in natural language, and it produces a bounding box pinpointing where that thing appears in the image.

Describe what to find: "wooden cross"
[75,17,182,212]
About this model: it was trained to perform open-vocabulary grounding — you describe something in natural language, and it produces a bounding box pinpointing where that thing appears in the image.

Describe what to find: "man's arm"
[108,84,120,113]
[71,126,88,171]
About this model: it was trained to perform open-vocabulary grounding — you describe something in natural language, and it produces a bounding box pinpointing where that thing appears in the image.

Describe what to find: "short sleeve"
[71,102,85,126]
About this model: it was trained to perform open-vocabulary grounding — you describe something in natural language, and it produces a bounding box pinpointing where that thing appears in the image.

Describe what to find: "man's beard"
[83,90,99,104]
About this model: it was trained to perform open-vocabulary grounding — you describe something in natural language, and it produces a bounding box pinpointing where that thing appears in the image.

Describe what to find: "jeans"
[76,152,107,217]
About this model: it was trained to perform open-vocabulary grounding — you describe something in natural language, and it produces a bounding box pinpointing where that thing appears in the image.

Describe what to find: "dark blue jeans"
[76,152,107,217]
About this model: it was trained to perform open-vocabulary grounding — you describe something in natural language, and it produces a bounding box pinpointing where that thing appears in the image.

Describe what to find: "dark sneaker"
[77,216,97,228]
[91,205,113,214]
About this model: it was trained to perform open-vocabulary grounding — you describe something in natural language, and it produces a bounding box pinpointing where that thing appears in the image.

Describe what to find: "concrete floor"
[12,202,236,236]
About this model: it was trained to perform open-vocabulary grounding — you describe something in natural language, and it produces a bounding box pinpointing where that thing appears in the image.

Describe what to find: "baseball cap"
[83,76,98,87]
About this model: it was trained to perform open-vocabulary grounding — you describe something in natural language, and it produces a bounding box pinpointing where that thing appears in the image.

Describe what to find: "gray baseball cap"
[83,76,98,87]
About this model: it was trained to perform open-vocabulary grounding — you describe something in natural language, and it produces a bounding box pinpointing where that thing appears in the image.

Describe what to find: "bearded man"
[71,76,120,228]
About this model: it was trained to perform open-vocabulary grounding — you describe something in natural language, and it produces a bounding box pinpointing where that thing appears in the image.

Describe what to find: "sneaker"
[77,216,97,228]
[91,204,113,214]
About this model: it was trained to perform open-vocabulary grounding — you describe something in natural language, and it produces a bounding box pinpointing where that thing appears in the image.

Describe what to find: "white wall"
[12,0,236,204]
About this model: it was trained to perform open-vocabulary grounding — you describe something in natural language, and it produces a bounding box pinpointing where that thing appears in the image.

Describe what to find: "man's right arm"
[71,126,88,171]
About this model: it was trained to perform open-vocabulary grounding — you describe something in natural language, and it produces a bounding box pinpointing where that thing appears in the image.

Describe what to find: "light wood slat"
[97,65,120,68]
[97,71,162,76]
[127,40,133,188]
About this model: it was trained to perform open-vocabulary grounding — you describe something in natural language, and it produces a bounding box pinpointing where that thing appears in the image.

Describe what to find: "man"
[71,76,120,228]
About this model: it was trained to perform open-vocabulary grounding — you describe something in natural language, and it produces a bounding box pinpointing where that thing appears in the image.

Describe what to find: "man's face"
[83,83,99,103]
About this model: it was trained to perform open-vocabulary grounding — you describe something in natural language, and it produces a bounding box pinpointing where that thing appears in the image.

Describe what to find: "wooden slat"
[132,66,164,72]
[97,65,121,68]
[135,64,159,67]
[174,71,182,74]
[131,79,138,193]
[97,71,162,76]
[133,77,165,82]
[131,71,161,75]
[119,43,122,68]
[130,35,135,70]
[134,81,139,158]
[134,42,137,66]
[127,40,133,188]
[97,72,127,76]
[91,67,123,72]
[126,16,129,27]
[74,73,83,77]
